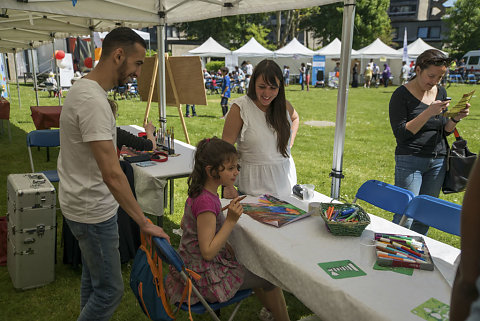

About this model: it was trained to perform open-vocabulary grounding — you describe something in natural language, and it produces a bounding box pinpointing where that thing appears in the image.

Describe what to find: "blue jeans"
[392,154,447,235]
[186,104,196,116]
[65,215,124,321]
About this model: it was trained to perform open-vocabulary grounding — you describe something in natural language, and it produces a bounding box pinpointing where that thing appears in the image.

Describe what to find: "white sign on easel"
[58,53,74,88]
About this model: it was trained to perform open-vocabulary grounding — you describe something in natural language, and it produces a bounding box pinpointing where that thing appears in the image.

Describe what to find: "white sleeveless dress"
[232,95,297,198]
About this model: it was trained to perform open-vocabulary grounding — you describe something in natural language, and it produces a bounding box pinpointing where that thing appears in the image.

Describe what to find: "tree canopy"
[301,0,392,49]
[443,0,480,56]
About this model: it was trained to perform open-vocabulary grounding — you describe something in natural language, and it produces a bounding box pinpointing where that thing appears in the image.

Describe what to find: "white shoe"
[259,307,275,321]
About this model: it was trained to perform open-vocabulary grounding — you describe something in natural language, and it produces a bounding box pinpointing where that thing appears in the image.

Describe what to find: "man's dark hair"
[101,27,146,59]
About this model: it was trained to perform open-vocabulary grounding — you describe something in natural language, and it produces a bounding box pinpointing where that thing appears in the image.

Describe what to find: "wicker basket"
[319,202,370,237]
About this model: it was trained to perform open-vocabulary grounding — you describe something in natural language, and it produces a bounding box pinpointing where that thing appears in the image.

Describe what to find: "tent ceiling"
[2,0,340,24]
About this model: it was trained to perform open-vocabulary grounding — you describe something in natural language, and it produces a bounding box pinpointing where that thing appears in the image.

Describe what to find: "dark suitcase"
[7,173,56,290]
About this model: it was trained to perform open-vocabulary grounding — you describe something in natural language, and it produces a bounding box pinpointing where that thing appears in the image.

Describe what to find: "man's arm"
[89,140,170,241]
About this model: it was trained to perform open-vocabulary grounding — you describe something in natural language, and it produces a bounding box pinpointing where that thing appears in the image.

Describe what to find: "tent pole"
[52,37,62,106]
[89,21,96,68]
[156,16,167,135]
[330,0,356,200]
[3,53,11,98]
[30,46,39,106]
[13,50,21,109]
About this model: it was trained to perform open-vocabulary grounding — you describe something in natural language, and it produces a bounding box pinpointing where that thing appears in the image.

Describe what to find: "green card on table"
[318,260,366,279]
[411,298,449,321]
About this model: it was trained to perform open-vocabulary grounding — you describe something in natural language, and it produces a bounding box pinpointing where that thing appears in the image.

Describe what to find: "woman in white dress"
[222,59,299,198]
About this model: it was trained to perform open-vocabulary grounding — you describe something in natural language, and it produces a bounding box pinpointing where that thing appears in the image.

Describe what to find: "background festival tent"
[274,37,314,57]
[0,0,356,200]
[396,37,448,59]
[233,37,274,57]
[314,38,360,77]
[186,37,231,57]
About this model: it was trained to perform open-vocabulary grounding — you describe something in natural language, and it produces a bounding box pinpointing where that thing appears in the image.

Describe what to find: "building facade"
[389,0,448,49]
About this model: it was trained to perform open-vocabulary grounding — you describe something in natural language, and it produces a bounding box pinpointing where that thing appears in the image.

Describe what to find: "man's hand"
[140,222,171,243]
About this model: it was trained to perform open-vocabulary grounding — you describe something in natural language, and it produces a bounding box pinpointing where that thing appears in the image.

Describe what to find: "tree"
[174,14,271,49]
[443,0,480,56]
[301,0,391,49]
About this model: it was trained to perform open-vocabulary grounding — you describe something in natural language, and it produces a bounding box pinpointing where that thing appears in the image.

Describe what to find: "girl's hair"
[107,98,118,119]
[188,137,238,198]
[247,59,290,158]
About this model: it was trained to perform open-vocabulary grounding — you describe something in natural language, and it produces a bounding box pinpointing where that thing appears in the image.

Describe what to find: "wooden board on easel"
[137,55,207,106]
[137,55,206,144]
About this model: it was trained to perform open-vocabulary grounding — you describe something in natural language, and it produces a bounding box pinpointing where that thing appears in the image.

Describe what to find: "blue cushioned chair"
[153,237,252,321]
[402,195,461,236]
[27,129,60,182]
[353,180,415,216]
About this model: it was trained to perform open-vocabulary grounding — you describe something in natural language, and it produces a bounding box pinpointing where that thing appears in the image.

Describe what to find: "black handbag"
[442,128,478,194]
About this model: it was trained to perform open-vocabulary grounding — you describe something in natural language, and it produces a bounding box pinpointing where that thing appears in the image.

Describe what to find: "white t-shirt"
[401,65,410,79]
[245,63,253,76]
[58,78,118,224]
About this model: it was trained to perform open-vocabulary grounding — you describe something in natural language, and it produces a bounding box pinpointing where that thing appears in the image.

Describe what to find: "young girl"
[165,137,290,321]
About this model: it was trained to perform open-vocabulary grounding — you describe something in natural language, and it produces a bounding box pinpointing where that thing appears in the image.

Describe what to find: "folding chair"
[153,237,252,321]
[353,180,415,216]
[401,195,461,236]
[26,129,60,182]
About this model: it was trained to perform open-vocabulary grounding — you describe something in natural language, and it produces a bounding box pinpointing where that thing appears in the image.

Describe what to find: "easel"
[139,54,207,145]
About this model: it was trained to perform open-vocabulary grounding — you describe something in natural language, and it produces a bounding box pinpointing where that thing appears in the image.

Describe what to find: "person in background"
[351,62,359,88]
[382,63,391,87]
[372,63,380,87]
[186,104,197,118]
[58,27,169,321]
[284,66,290,87]
[400,61,410,85]
[457,58,466,80]
[364,61,373,88]
[305,63,312,91]
[245,61,254,77]
[389,49,470,235]
[299,63,306,90]
[220,66,231,119]
[222,59,299,199]
[45,72,58,97]
[165,137,291,321]
[450,159,480,321]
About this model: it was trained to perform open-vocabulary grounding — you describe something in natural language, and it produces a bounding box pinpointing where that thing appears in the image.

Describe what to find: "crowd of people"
[57,26,477,321]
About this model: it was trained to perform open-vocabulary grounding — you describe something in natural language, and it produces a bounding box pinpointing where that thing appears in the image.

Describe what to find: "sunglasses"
[424,57,453,66]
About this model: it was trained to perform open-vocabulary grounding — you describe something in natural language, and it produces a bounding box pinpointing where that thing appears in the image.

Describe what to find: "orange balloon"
[84,57,93,69]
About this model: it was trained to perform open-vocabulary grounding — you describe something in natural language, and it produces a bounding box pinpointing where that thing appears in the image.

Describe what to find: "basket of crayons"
[374,233,433,270]
[319,203,370,236]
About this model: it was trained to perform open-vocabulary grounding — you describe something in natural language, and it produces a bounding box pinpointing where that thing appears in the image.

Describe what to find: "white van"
[462,50,480,73]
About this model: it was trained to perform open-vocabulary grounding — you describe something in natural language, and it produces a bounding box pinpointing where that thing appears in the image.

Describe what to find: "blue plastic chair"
[402,195,461,236]
[26,129,60,182]
[353,180,415,216]
[153,237,252,321]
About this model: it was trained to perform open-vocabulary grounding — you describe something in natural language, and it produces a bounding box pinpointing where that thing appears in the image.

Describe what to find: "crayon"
[377,252,416,263]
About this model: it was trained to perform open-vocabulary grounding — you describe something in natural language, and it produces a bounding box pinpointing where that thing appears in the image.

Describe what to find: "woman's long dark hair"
[188,137,238,198]
[247,59,290,157]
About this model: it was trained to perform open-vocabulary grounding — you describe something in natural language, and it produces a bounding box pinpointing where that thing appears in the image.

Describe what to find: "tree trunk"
[275,11,282,47]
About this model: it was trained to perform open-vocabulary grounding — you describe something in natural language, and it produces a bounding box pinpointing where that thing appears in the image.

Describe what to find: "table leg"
[7,120,11,142]
[170,179,174,214]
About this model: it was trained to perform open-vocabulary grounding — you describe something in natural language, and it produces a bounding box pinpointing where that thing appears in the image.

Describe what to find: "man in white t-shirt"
[58,27,169,321]
[400,61,410,85]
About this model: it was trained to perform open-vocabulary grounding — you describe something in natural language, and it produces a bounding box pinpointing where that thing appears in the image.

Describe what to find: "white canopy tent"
[315,37,359,57]
[0,0,356,201]
[274,37,314,57]
[233,37,274,57]
[354,38,402,59]
[396,37,448,60]
[187,37,231,57]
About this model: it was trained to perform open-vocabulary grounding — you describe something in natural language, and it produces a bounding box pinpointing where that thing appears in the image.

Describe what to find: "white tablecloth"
[120,125,195,216]
[221,192,460,321]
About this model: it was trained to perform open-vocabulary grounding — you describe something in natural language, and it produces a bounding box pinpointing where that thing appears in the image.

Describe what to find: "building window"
[391,27,399,40]
[417,27,428,38]
[429,27,441,39]
[389,4,417,16]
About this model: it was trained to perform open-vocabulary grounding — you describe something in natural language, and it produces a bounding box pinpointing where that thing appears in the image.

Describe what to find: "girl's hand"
[454,103,470,121]
[225,195,247,223]
[428,100,450,116]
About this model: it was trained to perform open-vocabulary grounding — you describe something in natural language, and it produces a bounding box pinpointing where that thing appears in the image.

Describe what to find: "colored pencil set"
[374,233,434,271]
[323,205,360,222]
[157,127,175,154]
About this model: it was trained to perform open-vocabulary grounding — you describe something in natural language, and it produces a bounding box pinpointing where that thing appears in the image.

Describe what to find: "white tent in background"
[187,37,231,57]
[274,37,314,57]
[314,38,359,57]
[233,38,274,57]
[354,38,403,59]
[396,38,448,59]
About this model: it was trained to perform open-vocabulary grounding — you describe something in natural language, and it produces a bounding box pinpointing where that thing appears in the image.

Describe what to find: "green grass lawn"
[0,82,478,320]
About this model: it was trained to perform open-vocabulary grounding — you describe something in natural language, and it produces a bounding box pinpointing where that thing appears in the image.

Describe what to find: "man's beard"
[117,60,131,87]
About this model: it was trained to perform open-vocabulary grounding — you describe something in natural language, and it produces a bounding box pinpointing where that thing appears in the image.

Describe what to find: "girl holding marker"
[165,137,290,321]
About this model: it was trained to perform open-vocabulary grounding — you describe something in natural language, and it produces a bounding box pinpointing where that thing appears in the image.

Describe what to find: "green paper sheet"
[318,260,366,279]
[373,262,414,276]
[411,298,450,321]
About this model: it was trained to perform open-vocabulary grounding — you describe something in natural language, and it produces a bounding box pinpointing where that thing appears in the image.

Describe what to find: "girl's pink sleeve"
[191,193,218,218]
